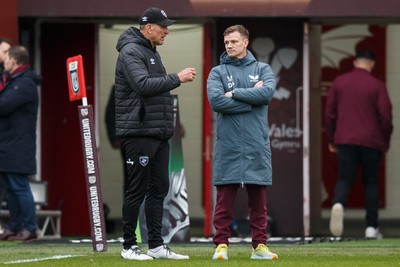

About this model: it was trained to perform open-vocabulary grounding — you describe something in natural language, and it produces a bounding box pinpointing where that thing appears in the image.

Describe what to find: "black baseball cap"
[139,7,176,26]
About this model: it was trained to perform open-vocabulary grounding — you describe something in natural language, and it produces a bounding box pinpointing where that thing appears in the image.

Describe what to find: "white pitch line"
[4,254,83,264]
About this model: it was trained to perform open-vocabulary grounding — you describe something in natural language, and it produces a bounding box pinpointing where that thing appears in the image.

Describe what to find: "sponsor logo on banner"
[80,108,88,116]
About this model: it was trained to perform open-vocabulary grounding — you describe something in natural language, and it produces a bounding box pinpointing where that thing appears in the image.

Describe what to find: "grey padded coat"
[207,50,276,186]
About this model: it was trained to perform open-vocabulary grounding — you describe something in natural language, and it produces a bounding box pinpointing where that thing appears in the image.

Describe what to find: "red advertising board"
[66,55,87,102]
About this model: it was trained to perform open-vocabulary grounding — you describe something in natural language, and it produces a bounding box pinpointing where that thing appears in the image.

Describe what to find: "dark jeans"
[0,172,37,233]
[121,137,170,249]
[333,145,382,228]
[213,184,268,249]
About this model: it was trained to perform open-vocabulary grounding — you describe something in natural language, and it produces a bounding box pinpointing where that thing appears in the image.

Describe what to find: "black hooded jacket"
[0,67,41,174]
[114,27,180,140]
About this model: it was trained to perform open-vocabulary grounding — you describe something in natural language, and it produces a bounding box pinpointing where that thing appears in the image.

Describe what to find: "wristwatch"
[231,90,235,99]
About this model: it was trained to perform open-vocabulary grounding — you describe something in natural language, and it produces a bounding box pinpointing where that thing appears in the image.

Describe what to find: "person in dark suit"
[0,45,41,241]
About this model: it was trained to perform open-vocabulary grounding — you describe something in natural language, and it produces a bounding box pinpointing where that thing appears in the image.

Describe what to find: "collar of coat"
[0,64,30,92]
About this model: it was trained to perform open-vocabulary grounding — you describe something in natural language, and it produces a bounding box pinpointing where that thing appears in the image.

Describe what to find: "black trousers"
[121,137,170,249]
[333,144,382,228]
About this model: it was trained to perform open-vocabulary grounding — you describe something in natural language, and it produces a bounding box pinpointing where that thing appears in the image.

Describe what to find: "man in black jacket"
[0,45,40,241]
[115,7,196,260]
[0,38,12,225]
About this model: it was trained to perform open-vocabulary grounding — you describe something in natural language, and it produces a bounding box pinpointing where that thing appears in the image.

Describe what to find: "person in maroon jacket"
[325,49,393,239]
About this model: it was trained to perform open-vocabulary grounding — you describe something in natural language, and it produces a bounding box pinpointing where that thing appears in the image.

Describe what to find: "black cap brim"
[157,19,176,26]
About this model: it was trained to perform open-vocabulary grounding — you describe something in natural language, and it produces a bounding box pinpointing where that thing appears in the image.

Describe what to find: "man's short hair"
[0,37,12,46]
[223,25,249,39]
[8,45,30,65]
[356,49,376,60]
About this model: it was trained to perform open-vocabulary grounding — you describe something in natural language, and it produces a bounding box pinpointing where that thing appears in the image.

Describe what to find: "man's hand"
[328,144,337,153]
[224,91,233,98]
[178,68,196,83]
[254,81,264,87]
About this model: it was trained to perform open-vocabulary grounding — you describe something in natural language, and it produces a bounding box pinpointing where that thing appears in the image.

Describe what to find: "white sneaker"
[365,227,383,239]
[330,203,344,237]
[212,244,228,260]
[250,244,278,260]
[147,245,189,260]
[121,245,153,260]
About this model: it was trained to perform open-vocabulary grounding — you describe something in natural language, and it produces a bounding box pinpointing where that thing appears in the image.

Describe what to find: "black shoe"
[0,229,15,241]
[8,229,37,241]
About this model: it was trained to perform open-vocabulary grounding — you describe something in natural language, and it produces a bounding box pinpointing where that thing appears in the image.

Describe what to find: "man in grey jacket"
[115,7,196,260]
[207,25,277,260]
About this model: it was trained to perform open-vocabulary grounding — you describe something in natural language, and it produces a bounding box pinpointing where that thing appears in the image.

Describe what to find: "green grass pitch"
[0,238,399,266]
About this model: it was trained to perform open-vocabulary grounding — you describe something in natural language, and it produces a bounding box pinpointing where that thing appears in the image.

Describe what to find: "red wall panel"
[0,0,18,43]
[40,23,96,235]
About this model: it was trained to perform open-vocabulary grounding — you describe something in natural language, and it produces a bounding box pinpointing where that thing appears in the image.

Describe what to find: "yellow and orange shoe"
[250,244,278,260]
[212,244,228,260]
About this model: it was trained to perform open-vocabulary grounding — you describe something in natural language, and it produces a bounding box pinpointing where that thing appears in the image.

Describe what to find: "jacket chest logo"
[150,58,156,65]
[139,156,149,167]
[249,75,259,82]
[227,75,234,89]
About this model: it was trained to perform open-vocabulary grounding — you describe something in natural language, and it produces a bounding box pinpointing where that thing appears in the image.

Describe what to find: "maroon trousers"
[213,184,268,249]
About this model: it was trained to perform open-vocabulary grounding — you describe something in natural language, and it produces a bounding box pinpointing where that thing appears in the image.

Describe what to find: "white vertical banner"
[302,22,311,237]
